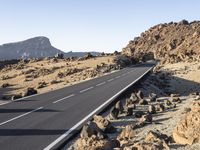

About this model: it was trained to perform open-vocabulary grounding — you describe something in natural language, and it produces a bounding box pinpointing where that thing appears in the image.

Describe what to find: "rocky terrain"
[67,20,200,150]
[1,20,200,149]
[0,53,133,102]
[122,20,200,64]
[68,63,200,150]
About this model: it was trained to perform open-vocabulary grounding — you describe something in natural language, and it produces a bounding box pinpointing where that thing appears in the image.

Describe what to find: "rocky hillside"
[0,36,64,60]
[122,20,200,63]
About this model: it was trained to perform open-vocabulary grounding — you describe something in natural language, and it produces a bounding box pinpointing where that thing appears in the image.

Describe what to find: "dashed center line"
[115,76,121,79]
[107,78,114,82]
[79,87,94,93]
[53,94,75,104]
[96,82,106,87]
[0,107,43,126]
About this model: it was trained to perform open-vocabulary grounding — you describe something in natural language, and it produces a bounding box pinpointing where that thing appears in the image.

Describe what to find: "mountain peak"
[0,36,63,60]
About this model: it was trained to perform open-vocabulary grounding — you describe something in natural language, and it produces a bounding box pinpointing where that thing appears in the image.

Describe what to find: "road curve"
[0,63,154,150]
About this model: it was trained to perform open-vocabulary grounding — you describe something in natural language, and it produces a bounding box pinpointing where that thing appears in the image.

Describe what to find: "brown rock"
[148,105,156,114]
[139,99,148,105]
[109,107,119,120]
[131,140,169,150]
[23,87,38,97]
[80,122,106,139]
[139,114,153,125]
[136,90,144,100]
[134,111,145,118]
[93,115,116,133]
[118,125,136,140]
[145,130,171,144]
[155,103,165,112]
[115,101,124,114]
[173,102,200,145]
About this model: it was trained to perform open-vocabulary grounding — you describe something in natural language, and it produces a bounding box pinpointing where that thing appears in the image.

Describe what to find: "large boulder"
[80,121,106,139]
[93,115,116,133]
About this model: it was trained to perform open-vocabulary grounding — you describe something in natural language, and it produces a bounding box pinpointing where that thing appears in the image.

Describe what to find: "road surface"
[0,63,154,150]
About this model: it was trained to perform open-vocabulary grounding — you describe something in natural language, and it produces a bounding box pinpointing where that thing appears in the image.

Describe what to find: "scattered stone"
[11,94,22,100]
[139,114,153,125]
[50,80,62,84]
[169,96,182,103]
[115,101,124,114]
[134,111,145,118]
[124,107,133,116]
[93,115,116,133]
[149,93,157,102]
[74,135,119,150]
[148,105,156,114]
[118,125,137,140]
[130,140,170,150]
[155,103,165,112]
[1,83,10,88]
[145,130,172,144]
[54,53,64,59]
[23,88,38,97]
[125,98,136,108]
[129,92,139,103]
[37,81,47,89]
[139,99,148,105]
[136,90,144,100]
[80,121,106,139]
[1,75,10,80]
[109,107,119,120]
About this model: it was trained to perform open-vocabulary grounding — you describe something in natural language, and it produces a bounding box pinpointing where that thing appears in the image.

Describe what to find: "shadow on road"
[0,129,69,136]
[0,108,61,113]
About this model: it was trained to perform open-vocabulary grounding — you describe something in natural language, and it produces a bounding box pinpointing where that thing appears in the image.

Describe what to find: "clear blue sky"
[0,0,199,52]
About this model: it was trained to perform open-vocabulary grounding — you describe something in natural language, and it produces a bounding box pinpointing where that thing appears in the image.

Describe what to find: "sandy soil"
[0,56,115,100]
[161,61,200,95]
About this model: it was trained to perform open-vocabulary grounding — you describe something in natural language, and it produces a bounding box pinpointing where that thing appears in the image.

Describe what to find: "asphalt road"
[0,63,154,150]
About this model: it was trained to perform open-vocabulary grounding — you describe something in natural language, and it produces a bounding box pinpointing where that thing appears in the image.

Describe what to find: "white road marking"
[0,107,43,126]
[107,78,114,82]
[79,87,94,93]
[115,76,121,79]
[43,66,153,150]
[96,82,106,87]
[0,102,9,106]
[53,94,75,104]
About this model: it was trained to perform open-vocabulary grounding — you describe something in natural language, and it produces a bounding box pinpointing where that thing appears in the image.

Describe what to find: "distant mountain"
[0,36,63,60]
[0,36,100,60]
[64,51,100,57]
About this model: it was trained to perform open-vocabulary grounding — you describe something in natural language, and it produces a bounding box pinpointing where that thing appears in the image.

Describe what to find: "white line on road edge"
[43,66,153,150]
[0,107,43,126]
[79,87,94,93]
[53,94,75,104]
[107,78,114,82]
[96,82,106,87]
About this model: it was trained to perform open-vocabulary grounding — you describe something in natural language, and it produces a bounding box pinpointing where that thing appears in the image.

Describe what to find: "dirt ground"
[0,56,115,101]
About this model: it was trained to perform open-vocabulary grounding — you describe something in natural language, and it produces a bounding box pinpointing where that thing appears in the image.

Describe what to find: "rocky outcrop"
[173,100,200,145]
[122,20,200,63]
[0,36,64,60]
